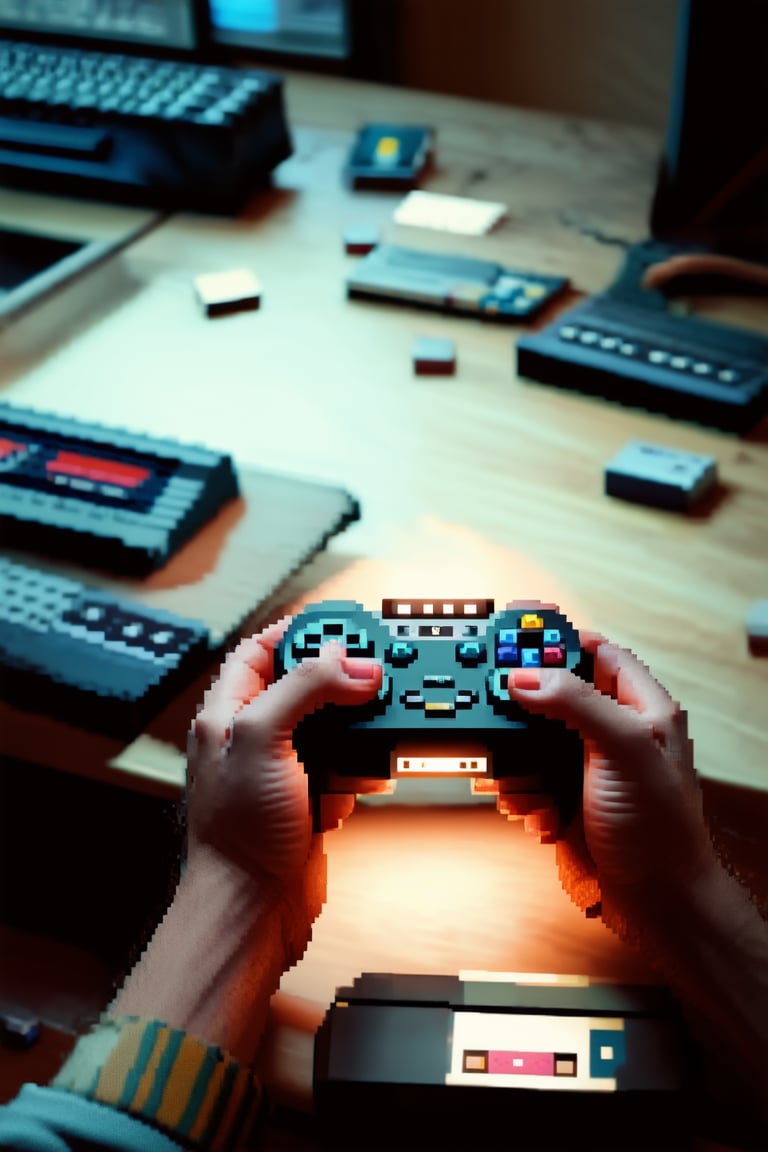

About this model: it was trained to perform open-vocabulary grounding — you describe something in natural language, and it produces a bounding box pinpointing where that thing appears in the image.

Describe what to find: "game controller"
[274,598,594,830]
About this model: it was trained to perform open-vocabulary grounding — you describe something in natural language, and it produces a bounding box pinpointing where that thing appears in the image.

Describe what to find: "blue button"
[495,644,519,665]
[499,629,517,645]
[456,641,486,665]
[543,629,561,644]
[388,641,418,666]
[521,649,542,667]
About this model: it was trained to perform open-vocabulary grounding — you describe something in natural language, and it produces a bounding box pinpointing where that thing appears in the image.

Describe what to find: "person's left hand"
[184,619,383,959]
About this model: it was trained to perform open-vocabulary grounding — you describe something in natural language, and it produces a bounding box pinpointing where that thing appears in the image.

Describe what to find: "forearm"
[606,862,768,1132]
[106,847,293,1066]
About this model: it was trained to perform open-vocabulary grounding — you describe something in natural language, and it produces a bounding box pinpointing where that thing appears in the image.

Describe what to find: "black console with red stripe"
[0,403,239,575]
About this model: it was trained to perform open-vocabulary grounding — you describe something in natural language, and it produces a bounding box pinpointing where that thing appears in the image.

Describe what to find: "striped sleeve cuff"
[50,1016,267,1151]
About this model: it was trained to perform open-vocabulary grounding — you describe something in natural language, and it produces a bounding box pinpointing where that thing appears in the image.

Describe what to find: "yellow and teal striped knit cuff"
[51,1016,266,1151]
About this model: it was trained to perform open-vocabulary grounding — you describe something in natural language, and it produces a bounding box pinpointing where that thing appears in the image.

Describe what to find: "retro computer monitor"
[650,0,768,264]
[210,0,348,59]
[208,0,399,79]
[515,0,768,432]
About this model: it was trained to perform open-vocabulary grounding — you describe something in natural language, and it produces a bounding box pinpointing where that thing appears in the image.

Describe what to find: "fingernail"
[510,668,542,691]
[341,657,379,680]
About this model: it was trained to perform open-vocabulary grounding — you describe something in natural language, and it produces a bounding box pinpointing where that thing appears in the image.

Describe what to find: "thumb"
[507,667,628,756]
[232,639,383,753]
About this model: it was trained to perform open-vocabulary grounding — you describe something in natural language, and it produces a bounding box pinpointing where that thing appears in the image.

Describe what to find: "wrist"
[598,842,723,946]
[108,848,296,1065]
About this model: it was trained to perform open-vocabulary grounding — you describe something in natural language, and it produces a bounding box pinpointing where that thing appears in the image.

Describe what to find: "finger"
[524,808,561,842]
[505,600,560,613]
[229,640,382,756]
[316,793,356,832]
[497,792,555,818]
[193,639,273,758]
[578,630,608,652]
[590,642,677,718]
[493,774,547,795]
[507,666,643,756]
[192,619,294,745]
[555,825,601,913]
[470,777,499,795]
[507,648,678,751]
[577,635,672,718]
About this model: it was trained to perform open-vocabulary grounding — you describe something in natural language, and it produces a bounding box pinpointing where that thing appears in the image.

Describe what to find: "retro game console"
[314,971,692,1150]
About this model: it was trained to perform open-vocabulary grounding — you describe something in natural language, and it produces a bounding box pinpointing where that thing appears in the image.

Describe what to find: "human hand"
[502,631,720,930]
[185,622,382,957]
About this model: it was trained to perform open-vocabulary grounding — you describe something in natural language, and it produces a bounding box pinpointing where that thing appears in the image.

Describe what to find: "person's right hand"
[503,632,721,930]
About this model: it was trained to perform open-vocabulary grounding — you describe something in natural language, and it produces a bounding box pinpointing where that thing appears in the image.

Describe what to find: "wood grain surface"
[0,70,765,1148]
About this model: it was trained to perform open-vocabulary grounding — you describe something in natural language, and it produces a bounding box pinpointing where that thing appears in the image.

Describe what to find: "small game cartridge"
[746,599,768,655]
[604,441,717,511]
[194,268,262,317]
[348,244,568,322]
[345,124,434,189]
[412,336,456,375]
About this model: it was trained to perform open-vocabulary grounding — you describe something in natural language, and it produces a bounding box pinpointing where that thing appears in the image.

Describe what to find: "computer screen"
[651,0,768,263]
[210,0,348,59]
[0,0,199,51]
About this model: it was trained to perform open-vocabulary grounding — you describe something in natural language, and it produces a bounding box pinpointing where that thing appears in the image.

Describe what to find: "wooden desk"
[1,70,766,1146]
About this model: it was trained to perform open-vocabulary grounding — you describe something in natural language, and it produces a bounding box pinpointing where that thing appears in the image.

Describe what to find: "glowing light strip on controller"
[381,599,495,619]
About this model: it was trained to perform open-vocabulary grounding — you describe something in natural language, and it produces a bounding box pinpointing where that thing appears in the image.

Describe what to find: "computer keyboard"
[0,556,212,738]
[0,40,292,212]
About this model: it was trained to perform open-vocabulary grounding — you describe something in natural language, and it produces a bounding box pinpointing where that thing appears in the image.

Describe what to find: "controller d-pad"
[292,622,375,660]
[343,630,375,655]
[456,640,487,666]
[387,641,418,666]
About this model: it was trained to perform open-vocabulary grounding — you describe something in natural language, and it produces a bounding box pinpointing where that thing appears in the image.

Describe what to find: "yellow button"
[521,614,545,628]
[524,284,546,298]
[425,701,454,713]
[374,136,400,162]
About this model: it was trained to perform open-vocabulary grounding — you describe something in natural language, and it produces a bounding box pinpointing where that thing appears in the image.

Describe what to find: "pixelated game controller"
[274,598,594,830]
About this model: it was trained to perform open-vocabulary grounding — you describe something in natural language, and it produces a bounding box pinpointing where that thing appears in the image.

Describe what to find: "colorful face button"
[520,649,542,667]
[520,614,545,629]
[387,641,418,666]
[456,640,487,666]
[495,643,519,666]
[542,646,566,666]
